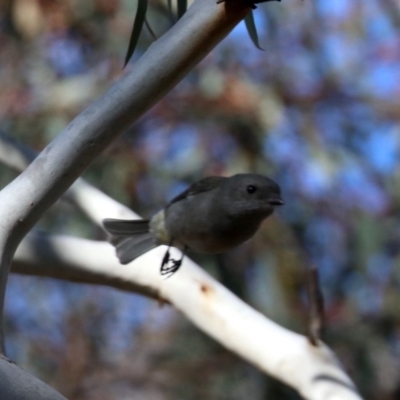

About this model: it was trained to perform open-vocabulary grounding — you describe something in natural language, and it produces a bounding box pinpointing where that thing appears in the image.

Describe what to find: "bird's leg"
[160,239,174,273]
[172,246,186,270]
[160,245,187,278]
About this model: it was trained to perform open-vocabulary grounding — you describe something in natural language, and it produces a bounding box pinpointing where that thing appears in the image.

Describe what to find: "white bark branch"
[13,234,163,300]
[13,234,362,400]
[0,129,364,400]
[0,0,365,397]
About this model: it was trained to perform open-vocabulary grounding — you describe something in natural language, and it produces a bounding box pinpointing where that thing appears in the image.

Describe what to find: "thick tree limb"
[0,0,249,242]
[12,234,362,400]
[0,130,136,225]
[0,0,365,396]
[0,355,66,400]
[13,234,164,300]
[1,125,364,400]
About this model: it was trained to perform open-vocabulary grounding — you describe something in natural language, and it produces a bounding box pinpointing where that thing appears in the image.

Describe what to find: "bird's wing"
[167,176,227,206]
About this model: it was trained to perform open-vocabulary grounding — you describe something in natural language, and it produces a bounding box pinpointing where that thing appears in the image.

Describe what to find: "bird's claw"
[160,258,182,278]
[161,250,170,268]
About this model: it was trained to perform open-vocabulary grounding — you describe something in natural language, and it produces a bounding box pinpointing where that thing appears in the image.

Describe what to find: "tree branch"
[0,355,67,400]
[0,130,137,225]
[0,0,249,353]
[0,128,364,399]
[12,233,363,400]
[0,0,248,241]
[13,234,164,301]
[0,0,366,397]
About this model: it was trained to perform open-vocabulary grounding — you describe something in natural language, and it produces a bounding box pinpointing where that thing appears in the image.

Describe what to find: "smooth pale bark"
[0,356,67,400]
[1,126,364,399]
[0,0,365,396]
[12,235,362,400]
[0,130,137,225]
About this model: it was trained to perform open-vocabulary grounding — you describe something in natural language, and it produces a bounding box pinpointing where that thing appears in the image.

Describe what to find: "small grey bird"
[103,174,283,276]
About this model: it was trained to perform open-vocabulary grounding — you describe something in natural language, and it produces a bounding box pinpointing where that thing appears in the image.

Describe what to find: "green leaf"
[244,10,263,50]
[167,0,173,21]
[124,0,148,67]
[177,0,187,19]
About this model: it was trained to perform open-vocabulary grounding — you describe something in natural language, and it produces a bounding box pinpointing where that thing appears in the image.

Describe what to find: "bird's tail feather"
[103,219,157,265]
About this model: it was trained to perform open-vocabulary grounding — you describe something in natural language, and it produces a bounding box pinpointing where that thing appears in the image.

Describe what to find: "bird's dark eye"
[247,185,257,194]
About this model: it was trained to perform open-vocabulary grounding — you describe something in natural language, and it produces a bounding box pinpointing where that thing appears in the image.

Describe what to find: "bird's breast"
[167,209,261,253]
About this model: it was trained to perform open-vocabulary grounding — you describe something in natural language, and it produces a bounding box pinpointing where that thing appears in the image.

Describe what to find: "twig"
[307,265,325,346]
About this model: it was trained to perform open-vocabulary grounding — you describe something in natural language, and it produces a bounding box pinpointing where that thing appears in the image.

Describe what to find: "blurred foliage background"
[1,0,400,399]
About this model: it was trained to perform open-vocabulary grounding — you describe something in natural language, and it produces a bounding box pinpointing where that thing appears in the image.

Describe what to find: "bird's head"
[221,174,284,219]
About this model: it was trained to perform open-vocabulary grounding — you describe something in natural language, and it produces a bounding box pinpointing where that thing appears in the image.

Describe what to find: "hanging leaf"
[167,0,174,21]
[144,17,157,40]
[250,0,281,8]
[244,10,263,50]
[124,0,148,67]
[177,0,187,19]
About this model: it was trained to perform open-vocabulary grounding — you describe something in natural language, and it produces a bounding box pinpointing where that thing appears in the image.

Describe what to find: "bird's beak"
[267,196,284,206]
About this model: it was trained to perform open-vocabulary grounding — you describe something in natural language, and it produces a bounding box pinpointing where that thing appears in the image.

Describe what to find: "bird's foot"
[160,243,186,278]
[160,257,182,278]
[161,250,170,268]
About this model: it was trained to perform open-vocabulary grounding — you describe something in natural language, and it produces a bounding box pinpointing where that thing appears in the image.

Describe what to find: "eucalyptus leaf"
[244,10,263,50]
[167,0,173,21]
[177,0,187,19]
[124,0,148,67]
